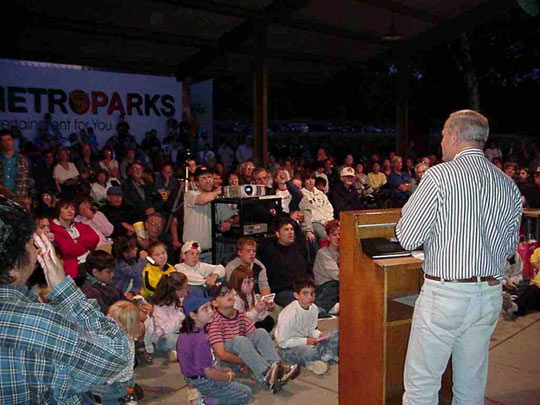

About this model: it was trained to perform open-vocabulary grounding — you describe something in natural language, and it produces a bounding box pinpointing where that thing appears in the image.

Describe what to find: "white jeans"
[403,278,502,405]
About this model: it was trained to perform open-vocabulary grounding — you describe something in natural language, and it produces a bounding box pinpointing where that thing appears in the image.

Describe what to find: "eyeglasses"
[147,221,163,227]
[218,289,232,297]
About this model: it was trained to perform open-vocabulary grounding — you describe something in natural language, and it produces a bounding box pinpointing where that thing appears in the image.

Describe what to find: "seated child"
[205,283,299,394]
[275,277,339,375]
[145,272,189,361]
[80,250,125,314]
[175,241,225,293]
[140,241,175,299]
[229,265,275,333]
[112,235,147,297]
[225,237,271,295]
[312,220,340,315]
[93,300,140,404]
[178,292,252,405]
[507,247,540,318]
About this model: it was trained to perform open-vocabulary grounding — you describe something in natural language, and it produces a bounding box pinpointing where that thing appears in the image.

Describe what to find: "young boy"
[205,283,299,394]
[80,250,125,314]
[275,277,339,375]
[112,235,147,297]
[175,240,225,293]
[225,237,271,295]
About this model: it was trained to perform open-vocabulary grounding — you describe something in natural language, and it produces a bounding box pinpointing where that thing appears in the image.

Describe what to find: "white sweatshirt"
[275,300,322,348]
[300,187,334,223]
[175,262,225,286]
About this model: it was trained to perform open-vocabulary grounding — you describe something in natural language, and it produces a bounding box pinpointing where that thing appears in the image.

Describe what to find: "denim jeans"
[223,329,281,385]
[315,280,339,313]
[92,377,134,405]
[312,222,327,240]
[186,377,251,405]
[200,251,213,264]
[278,330,339,365]
[403,278,502,405]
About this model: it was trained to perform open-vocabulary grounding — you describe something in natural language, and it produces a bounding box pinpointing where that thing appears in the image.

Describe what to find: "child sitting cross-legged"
[175,241,225,294]
[92,300,140,404]
[140,241,176,300]
[178,292,252,405]
[205,283,299,394]
[145,272,189,362]
[229,265,275,333]
[275,277,339,375]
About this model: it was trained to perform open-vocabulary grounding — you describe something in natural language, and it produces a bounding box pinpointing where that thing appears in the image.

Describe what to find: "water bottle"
[119,387,138,404]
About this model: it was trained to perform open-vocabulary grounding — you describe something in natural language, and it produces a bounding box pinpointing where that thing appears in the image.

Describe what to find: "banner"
[0,59,183,146]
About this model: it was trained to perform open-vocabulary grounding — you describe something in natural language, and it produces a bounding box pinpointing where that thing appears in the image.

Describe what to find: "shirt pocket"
[430,291,471,331]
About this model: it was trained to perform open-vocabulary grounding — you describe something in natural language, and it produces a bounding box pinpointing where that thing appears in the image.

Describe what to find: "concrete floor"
[135,313,540,405]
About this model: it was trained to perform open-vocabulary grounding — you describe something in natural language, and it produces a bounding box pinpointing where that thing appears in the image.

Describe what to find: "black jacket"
[328,182,363,219]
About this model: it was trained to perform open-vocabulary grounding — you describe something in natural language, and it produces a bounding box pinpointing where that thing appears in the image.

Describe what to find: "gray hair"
[446,110,489,143]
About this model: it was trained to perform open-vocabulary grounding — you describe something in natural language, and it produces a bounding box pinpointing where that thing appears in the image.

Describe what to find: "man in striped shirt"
[396,110,522,404]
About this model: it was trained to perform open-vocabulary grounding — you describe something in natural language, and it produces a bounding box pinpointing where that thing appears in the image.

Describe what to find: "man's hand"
[307,337,319,346]
[219,220,232,232]
[137,236,150,249]
[34,233,65,289]
[254,301,266,313]
[124,292,135,300]
[121,222,135,235]
[205,274,218,286]
[139,250,148,259]
[306,231,316,242]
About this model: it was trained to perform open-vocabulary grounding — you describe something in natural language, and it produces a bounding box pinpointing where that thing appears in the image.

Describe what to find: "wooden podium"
[339,209,451,404]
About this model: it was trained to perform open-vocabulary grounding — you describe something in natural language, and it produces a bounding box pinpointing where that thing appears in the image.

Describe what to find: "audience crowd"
[1,116,539,404]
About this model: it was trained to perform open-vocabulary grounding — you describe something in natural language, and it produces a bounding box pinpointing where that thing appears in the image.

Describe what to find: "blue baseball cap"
[183,291,213,315]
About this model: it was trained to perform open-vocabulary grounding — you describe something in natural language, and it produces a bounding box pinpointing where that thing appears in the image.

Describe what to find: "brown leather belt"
[425,274,500,284]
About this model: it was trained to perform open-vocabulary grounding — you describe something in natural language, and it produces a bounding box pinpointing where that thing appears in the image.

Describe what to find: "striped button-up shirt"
[396,148,522,280]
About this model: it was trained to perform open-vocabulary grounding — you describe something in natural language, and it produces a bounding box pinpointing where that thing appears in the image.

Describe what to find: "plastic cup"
[133,221,147,239]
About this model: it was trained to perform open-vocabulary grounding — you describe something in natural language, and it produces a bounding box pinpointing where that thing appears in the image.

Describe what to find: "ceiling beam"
[154,0,383,44]
[279,17,383,44]
[355,0,442,24]
[175,0,313,80]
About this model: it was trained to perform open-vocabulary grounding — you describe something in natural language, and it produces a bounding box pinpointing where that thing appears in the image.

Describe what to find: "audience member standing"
[236,136,253,163]
[122,161,162,223]
[183,166,236,263]
[0,130,30,197]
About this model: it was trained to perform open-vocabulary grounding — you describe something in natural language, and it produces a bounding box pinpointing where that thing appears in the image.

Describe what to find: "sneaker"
[186,387,201,402]
[168,349,178,362]
[329,303,340,315]
[305,360,328,375]
[265,362,284,394]
[280,363,300,383]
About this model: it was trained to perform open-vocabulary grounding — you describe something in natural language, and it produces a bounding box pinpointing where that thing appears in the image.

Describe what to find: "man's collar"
[454,147,484,159]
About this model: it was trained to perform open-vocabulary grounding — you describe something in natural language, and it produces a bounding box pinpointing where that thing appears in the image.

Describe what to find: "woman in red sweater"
[49,199,99,279]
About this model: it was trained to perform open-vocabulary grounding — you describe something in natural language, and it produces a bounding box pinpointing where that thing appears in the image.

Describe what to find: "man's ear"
[293,292,300,300]
[274,231,280,239]
[90,268,99,277]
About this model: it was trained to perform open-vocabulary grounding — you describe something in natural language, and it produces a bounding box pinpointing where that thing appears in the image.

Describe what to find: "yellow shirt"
[140,262,176,298]
[368,172,387,189]
[530,247,540,287]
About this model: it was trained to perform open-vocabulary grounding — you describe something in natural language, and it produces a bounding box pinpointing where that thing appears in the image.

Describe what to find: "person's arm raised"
[194,187,222,205]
